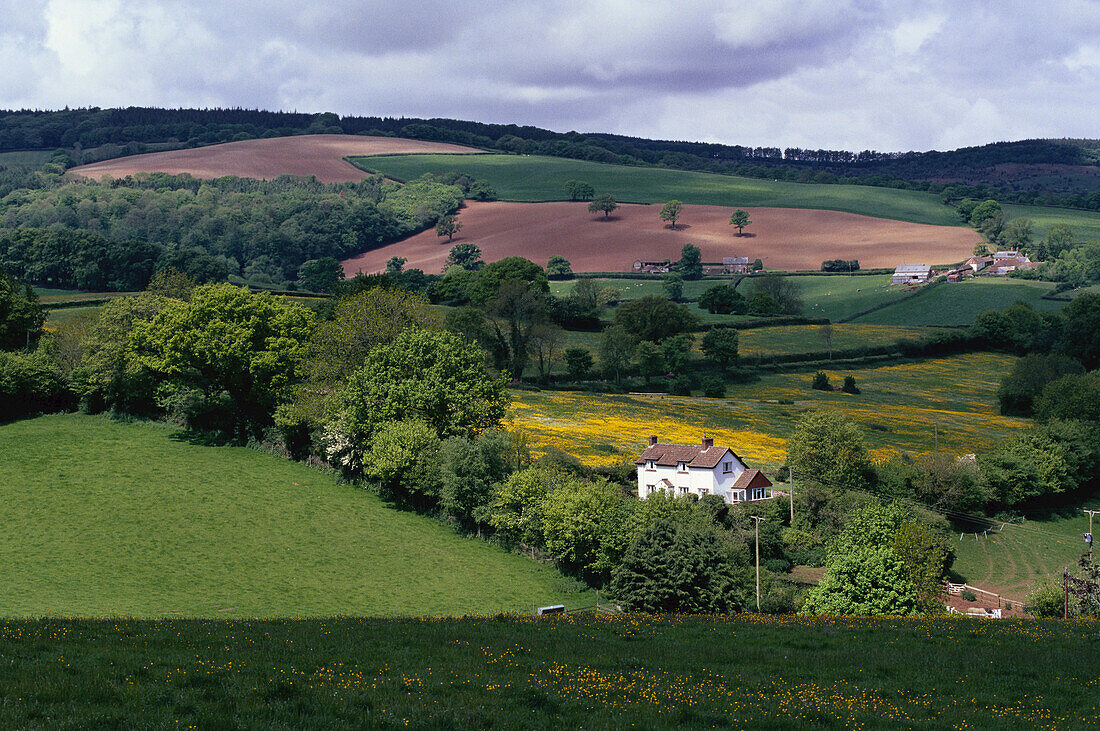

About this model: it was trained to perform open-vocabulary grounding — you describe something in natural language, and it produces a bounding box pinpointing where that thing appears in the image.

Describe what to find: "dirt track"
[69,134,480,183]
[342,201,982,275]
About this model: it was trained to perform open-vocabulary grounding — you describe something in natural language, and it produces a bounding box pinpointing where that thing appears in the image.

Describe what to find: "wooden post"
[751,515,766,612]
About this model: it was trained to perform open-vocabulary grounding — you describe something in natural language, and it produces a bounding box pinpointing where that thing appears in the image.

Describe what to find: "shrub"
[670,373,694,396]
[841,376,861,395]
[811,371,831,391]
[701,376,726,398]
[959,589,978,602]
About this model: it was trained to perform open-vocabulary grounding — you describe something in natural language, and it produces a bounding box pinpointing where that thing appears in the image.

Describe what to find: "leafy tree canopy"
[0,266,45,350]
[613,295,698,342]
[786,409,872,489]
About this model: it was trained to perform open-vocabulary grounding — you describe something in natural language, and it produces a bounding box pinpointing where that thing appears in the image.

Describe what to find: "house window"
[677,461,687,472]
[699,488,709,496]
[679,487,689,495]
[723,461,732,473]
[645,484,655,496]
[645,460,655,471]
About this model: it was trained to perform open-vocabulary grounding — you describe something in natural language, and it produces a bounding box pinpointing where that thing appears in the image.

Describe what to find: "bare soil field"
[70,135,480,183]
[342,201,982,275]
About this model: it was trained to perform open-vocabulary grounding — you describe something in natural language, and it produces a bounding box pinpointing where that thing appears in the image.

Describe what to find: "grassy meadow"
[355,153,965,225]
[509,352,1026,469]
[952,502,1100,601]
[851,278,1066,327]
[1004,202,1100,241]
[0,414,592,618]
[2,614,1097,729]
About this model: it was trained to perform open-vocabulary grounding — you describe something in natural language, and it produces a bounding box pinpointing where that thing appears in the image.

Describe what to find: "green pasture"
[851,278,1065,327]
[0,414,591,618]
[1004,202,1100,241]
[354,154,965,226]
[3,614,1095,729]
[952,503,1100,601]
[43,305,102,328]
[737,324,944,358]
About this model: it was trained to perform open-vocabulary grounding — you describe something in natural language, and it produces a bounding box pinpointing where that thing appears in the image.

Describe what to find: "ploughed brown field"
[69,134,480,183]
[341,201,982,275]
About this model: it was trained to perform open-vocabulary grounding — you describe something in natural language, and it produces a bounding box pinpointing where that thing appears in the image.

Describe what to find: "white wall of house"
[637,450,748,503]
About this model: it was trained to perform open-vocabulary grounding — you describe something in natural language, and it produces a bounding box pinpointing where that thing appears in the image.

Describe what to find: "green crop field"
[511,352,1026,469]
[0,414,591,618]
[851,278,1066,327]
[952,503,1100,601]
[1004,202,1100,241]
[2,614,1097,729]
[354,154,966,226]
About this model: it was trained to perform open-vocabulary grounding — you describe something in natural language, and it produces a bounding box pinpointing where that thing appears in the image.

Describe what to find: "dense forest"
[1,108,1098,208]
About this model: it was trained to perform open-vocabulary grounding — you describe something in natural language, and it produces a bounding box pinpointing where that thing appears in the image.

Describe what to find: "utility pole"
[751,515,766,612]
[788,469,794,525]
[1064,569,1070,619]
[1084,509,1098,561]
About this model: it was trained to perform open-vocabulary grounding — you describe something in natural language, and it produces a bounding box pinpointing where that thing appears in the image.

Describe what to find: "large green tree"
[729,209,751,235]
[129,284,315,438]
[659,200,683,228]
[701,327,739,368]
[588,194,619,218]
[0,266,44,350]
[336,328,509,443]
[542,476,636,584]
[677,244,703,280]
[613,295,698,342]
[786,410,872,489]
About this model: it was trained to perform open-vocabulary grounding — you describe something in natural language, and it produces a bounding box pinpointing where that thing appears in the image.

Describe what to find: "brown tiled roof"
[636,443,743,469]
[730,469,772,492]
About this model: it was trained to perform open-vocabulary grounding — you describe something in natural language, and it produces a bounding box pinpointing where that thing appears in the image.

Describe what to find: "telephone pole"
[751,515,766,612]
[1085,509,1098,561]
[788,469,794,525]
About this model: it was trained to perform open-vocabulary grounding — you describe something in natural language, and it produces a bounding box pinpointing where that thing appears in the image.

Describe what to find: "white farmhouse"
[636,435,773,504]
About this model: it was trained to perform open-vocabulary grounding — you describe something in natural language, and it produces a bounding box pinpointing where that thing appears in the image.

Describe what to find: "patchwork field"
[355,153,966,225]
[3,614,1097,729]
[509,352,1026,469]
[0,414,590,618]
[341,201,980,276]
[69,134,481,183]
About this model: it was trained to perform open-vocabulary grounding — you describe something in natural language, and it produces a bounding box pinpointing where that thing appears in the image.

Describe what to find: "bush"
[811,371,831,391]
[841,376,861,395]
[1024,582,1064,617]
[701,376,726,398]
[959,589,978,602]
[670,373,694,396]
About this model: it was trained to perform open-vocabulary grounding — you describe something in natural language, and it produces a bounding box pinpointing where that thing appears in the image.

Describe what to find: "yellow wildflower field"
[737,323,943,357]
[510,352,1026,470]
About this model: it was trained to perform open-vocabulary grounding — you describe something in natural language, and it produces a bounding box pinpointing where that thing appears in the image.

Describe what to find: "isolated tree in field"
[600,325,636,385]
[435,215,463,242]
[659,200,684,228]
[588,194,619,218]
[613,295,698,342]
[841,376,860,395]
[701,327,739,368]
[677,243,703,280]
[564,347,593,380]
[385,256,407,275]
[446,242,483,271]
[729,209,751,235]
[546,255,573,279]
[564,180,595,201]
[662,272,684,301]
[129,284,315,440]
[786,409,872,489]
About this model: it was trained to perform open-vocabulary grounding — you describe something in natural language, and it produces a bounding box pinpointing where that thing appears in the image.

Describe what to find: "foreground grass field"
[0,415,590,618]
[2,614,1097,728]
[510,352,1026,469]
[952,502,1100,601]
[356,153,964,225]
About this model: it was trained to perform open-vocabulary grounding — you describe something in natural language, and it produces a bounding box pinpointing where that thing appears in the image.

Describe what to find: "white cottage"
[636,435,773,505]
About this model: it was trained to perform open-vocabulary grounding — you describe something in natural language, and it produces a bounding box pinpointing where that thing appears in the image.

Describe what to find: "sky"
[1,0,1098,152]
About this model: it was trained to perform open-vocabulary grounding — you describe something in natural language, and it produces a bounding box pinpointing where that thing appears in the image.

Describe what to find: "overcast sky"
[2,0,1098,152]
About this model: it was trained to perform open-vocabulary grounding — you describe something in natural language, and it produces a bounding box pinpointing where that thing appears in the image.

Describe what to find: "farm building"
[989,251,1038,275]
[636,435,773,505]
[722,256,750,274]
[892,264,932,284]
[633,259,671,273]
[968,254,994,273]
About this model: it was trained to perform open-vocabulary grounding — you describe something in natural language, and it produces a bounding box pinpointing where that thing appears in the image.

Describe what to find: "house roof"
[636,442,742,469]
[894,264,931,275]
[730,469,773,492]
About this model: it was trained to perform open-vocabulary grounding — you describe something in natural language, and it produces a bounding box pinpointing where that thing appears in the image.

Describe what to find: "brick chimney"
[702,435,713,449]
[648,435,658,446]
